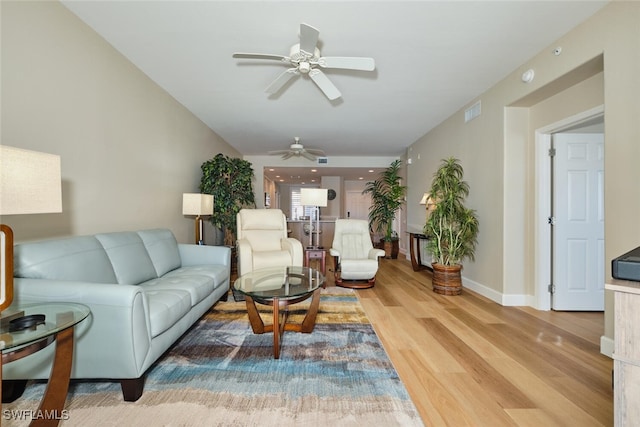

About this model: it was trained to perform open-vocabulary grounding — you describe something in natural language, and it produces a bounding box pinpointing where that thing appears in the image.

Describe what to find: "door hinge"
[548,216,556,226]
[549,148,556,157]
[548,284,556,294]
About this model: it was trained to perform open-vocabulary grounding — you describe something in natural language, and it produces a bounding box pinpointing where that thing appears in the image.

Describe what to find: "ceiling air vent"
[317,157,328,164]
[465,100,481,123]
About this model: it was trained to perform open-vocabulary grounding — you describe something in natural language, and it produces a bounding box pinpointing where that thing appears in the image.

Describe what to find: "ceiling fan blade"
[268,150,290,155]
[281,152,294,160]
[305,149,326,156]
[299,23,320,56]
[301,152,317,161]
[265,68,299,94]
[308,69,341,100]
[233,53,288,62]
[318,56,375,71]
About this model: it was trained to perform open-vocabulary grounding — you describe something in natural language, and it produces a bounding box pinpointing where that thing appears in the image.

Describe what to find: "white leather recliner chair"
[330,219,385,289]
[236,209,303,277]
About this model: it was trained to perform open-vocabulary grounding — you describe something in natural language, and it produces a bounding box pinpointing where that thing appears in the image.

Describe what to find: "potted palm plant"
[423,157,479,295]
[362,159,406,259]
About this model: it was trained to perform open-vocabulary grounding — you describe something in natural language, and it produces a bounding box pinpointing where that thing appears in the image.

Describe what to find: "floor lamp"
[0,145,63,313]
[300,188,328,249]
[182,193,214,245]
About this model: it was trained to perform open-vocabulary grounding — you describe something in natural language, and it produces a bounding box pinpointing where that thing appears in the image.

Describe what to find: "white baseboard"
[461,276,503,304]
[462,277,536,307]
[600,335,614,358]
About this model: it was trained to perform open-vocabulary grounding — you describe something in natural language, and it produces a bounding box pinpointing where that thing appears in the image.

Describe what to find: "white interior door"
[552,133,604,310]
[345,191,370,220]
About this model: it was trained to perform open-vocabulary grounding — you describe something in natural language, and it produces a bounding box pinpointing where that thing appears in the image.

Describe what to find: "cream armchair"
[330,219,385,289]
[236,209,303,277]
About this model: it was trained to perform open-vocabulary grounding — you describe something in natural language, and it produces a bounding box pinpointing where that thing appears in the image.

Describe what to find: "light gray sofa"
[4,228,231,401]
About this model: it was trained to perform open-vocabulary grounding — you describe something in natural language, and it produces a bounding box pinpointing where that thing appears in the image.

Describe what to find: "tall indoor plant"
[424,157,479,295]
[199,153,255,246]
[362,159,406,258]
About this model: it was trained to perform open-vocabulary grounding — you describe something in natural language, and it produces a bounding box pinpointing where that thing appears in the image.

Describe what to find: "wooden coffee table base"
[244,288,321,359]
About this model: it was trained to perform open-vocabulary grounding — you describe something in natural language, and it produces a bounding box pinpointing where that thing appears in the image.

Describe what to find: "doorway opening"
[535,105,604,311]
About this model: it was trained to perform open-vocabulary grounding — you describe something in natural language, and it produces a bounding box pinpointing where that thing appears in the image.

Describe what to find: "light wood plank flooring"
[323,255,613,426]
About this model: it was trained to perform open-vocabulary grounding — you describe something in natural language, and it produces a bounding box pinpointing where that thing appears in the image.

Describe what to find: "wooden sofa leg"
[2,379,28,403]
[121,377,145,402]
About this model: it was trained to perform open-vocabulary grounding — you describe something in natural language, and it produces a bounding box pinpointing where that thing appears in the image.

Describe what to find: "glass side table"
[1,302,91,427]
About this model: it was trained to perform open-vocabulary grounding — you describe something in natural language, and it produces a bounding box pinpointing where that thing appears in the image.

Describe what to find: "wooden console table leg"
[32,326,75,427]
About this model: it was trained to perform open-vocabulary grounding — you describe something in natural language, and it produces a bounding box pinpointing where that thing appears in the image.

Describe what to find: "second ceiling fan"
[233,23,375,101]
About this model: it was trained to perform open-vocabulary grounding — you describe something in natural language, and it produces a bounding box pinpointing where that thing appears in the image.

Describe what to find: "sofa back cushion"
[137,229,182,276]
[237,209,286,252]
[14,236,118,283]
[95,232,157,285]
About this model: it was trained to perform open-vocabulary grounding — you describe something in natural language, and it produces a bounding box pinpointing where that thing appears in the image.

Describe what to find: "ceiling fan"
[233,23,375,100]
[268,137,325,161]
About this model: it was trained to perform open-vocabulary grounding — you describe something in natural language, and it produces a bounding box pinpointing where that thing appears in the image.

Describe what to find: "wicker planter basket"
[431,263,462,295]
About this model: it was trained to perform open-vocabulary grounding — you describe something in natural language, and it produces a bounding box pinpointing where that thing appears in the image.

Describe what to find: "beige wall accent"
[1,1,240,244]
[407,2,639,352]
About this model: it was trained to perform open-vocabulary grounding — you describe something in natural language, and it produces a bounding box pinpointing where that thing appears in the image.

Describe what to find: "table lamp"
[1,145,62,312]
[300,188,328,248]
[182,193,213,245]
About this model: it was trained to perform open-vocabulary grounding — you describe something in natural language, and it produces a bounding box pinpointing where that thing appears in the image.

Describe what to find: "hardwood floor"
[330,256,613,426]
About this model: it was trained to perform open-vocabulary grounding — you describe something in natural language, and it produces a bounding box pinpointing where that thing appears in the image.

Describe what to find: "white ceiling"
[61,0,608,163]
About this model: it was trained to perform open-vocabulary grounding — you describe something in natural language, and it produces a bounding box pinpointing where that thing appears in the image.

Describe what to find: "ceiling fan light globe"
[299,62,311,74]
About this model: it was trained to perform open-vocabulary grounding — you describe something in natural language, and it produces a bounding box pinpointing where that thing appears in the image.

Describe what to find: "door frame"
[534,105,604,310]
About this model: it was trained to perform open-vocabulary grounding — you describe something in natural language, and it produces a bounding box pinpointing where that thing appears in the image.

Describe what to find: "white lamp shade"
[300,188,328,207]
[182,193,213,216]
[0,145,62,215]
[419,193,430,205]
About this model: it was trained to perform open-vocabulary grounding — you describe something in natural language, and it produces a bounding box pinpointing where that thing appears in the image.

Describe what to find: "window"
[291,187,316,219]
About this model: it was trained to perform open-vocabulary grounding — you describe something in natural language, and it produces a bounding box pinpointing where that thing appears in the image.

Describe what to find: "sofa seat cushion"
[340,259,379,280]
[140,273,215,307]
[144,289,192,338]
[252,251,292,271]
[163,265,228,290]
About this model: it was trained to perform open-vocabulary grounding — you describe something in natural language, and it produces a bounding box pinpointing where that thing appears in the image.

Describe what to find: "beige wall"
[1,1,240,244]
[407,2,639,351]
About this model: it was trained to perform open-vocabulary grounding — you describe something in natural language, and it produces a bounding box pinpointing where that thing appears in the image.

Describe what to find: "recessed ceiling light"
[368,170,374,173]
[311,169,317,173]
[269,168,275,172]
[359,177,364,180]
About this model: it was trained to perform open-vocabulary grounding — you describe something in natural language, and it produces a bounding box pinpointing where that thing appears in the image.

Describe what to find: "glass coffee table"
[233,266,325,359]
[1,302,90,426]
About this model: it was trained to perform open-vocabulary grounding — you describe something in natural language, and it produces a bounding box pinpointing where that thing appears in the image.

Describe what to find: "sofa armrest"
[236,239,253,276]
[12,278,152,377]
[178,244,231,267]
[368,248,386,259]
[282,238,303,266]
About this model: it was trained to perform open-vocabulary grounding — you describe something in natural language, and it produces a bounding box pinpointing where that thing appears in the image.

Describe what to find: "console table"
[407,230,432,272]
[606,279,640,426]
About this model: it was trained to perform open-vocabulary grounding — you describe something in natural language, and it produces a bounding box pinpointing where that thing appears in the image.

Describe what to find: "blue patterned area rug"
[5,287,423,427]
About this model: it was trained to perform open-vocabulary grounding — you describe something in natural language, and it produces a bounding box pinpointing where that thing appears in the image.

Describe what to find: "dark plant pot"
[431,263,462,295]
[380,239,400,259]
[383,241,392,259]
